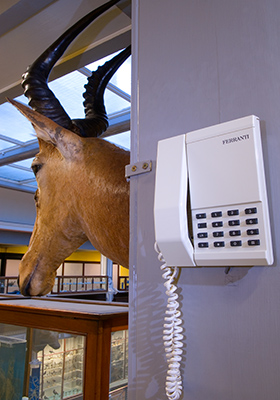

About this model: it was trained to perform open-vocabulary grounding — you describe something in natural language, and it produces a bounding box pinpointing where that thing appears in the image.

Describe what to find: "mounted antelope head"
[9,0,131,296]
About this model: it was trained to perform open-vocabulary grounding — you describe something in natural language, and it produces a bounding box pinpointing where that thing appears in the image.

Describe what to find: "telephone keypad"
[247,228,259,235]
[245,207,257,215]
[230,240,242,247]
[228,220,240,226]
[228,209,239,216]
[196,213,206,219]
[198,222,207,229]
[246,218,258,225]
[213,231,224,237]
[214,241,225,247]
[198,232,208,238]
[212,221,223,228]
[248,239,260,246]
[211,211,222,218]
[192,203,263,252]
[198,242,209,248]
[229,230,241,236]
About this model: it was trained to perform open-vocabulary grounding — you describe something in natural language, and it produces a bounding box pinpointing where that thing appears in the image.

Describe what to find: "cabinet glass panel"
[0,322,85,400]
[0,323,27,400]
[110,329,128,398]
[37,332,85,400]
[0,321,128,400]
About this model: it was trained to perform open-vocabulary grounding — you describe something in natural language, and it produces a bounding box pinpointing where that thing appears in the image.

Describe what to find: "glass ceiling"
[0,51,131,193]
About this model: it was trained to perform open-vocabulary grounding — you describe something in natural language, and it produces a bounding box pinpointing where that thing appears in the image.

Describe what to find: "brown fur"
[9,99,129,296]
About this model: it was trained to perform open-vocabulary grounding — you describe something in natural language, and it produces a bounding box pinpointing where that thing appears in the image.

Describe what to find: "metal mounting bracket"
[125,160,152,179]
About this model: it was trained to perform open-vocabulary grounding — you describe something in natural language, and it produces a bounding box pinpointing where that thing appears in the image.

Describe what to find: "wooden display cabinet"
[0,296,128,400]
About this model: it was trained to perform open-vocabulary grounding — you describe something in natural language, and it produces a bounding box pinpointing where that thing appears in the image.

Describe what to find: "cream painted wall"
[0,187,35,225]
[84,263,101,276]
[5,259,20,276]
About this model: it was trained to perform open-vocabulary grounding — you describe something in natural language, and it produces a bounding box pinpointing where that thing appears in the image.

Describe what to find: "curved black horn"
[72,45,131,137]
[21,0,124,133]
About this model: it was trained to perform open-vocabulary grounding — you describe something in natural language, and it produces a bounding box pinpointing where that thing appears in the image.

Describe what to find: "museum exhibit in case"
[36,332,85,399]
[0,333,26,400]
[110,330,128,392]
[0,296,128,400]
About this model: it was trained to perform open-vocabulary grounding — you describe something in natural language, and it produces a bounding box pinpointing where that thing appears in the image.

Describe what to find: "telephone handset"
[154,115,273,267]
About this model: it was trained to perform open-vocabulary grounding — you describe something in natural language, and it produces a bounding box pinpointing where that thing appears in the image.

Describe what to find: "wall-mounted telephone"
[154,116,273,400]
[154,115,273,268]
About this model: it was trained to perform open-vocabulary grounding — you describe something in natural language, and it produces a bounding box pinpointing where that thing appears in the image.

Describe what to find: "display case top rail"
[0,297,128,334]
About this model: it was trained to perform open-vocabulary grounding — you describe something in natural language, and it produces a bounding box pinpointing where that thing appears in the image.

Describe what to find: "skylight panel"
[0,165,34,181]
[104,90,130,115]
[12,158,34,169]
[109,57,131,95]
[0,139,13,151]
[105,131,130,150]
[49,70,87,119]
[86,52,131,95]
[0,98,35,143]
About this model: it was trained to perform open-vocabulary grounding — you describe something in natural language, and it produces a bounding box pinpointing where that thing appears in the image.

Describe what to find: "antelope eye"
[31,163,42,176]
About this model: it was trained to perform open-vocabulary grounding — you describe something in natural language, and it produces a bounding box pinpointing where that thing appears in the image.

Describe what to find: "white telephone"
[154,115,273,268]
[154,115,273,400]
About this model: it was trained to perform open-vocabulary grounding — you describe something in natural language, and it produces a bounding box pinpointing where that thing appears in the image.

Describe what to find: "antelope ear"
[7,98,83,159]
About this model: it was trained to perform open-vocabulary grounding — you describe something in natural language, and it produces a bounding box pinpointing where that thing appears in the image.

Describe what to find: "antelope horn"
[72,45,131,137]
[21,0,129,136]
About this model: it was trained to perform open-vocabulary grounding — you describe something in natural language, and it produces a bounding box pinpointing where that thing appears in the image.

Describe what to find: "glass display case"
[0,331,26,400]
[110,330,128,391]
[37,333,84,399]
[0,296,128,400]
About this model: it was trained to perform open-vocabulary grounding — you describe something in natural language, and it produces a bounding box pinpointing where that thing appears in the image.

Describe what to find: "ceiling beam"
[0,141,38,166]
[0,179,35,193]
[0,220,34,233]
[0,0,57,37]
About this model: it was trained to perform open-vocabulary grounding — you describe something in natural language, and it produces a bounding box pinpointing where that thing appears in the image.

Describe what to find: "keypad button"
[213,231,224,238]
[214,241,225,247]
[212,221,223,228]
[228,209,239,216]
[248,239,260,246]
[211,211,222,218]
[198,242,209,248]
[228,220,240,226]
[247,228,259,236]
[245,207,257,215]
[230,240,242,247]
[196,213,206,219]
[198,222,207,229]
[229,230,241,237]
[246,218,258,225]
[198,232,208,239]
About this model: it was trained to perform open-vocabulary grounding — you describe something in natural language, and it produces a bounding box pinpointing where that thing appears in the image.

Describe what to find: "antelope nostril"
[22,277,31,297]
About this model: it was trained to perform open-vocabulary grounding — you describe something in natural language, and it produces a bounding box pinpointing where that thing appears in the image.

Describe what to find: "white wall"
[64,262,83,276]
[129,1,280,399]
[84,263,101,276]
[0,187,35,245]
[0,187,35,225]
[5,259,20,276]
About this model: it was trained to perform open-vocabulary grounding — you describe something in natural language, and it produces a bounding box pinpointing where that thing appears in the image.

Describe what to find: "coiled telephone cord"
[154,242,183,400]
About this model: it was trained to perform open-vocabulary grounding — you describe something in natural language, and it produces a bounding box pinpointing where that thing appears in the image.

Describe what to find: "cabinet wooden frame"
[0,297,128,400]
